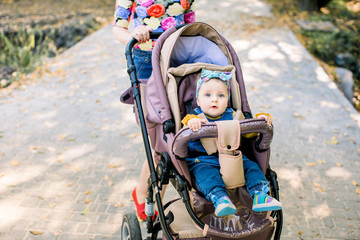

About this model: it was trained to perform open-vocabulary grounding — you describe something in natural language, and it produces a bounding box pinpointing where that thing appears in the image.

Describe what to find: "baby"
[181,69,283,217]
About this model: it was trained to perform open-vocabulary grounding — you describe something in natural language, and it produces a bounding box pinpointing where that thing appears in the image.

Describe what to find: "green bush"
[0,28,50,74]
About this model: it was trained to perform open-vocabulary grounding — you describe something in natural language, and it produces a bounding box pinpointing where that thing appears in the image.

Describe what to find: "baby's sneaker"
[252,191,282,212]
[214,196,237,217]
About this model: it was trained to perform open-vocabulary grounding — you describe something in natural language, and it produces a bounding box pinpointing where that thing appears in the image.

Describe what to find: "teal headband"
[196,69,232,100]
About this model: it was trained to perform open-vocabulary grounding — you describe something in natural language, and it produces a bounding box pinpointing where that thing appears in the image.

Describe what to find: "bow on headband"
[196,69,232,100]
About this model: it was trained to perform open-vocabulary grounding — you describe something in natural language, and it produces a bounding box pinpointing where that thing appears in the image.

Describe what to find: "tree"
[298,0,332,11]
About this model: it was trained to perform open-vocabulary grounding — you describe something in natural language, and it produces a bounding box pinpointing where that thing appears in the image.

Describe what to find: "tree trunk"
[298,0,332,11]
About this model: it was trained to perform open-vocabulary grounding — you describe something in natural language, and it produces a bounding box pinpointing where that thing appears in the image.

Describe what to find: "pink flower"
[184,12,195,23]
[161,17,176,31]
[139,0,153,7]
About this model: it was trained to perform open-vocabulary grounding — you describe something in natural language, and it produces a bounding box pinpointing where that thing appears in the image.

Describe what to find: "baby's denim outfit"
[186,108,269,203]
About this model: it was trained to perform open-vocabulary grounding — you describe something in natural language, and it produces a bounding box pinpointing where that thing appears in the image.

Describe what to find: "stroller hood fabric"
[145,22,251,125]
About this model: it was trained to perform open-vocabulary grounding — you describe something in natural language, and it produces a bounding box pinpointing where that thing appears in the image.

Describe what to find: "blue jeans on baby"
[192,155,268,203]
[133,48,153,80]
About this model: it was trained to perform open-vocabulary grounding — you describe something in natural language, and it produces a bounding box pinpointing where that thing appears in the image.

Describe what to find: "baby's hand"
[256,114,273,125]
[187,118,207,132]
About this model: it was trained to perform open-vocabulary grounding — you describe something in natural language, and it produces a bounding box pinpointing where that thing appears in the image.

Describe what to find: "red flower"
[180,0,190,11]
[147,4,165,18]
[131,2,137,14]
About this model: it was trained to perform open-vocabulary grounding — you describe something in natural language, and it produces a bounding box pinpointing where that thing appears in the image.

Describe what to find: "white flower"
[144,17,160,30]
[139,40,153,51]
[117,0,132,9]
[115,19,129,28]
[167,3,183,16]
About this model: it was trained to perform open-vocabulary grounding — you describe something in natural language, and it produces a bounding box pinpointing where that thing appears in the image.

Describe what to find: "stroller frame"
[121,24,283,240]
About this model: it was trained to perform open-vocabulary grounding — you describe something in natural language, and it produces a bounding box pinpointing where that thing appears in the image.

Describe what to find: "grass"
[0,28,50,77]
[0,0,114,88]
[266,0,360,111]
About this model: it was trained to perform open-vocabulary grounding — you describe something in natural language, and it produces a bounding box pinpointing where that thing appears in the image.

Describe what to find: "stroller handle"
[125,24,185,64]
[172,119,273,158]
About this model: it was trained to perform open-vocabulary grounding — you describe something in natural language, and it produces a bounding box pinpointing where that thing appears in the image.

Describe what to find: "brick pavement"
[0,0,359,239]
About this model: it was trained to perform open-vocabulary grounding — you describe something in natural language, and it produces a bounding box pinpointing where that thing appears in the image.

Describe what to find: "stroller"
[120,22,283,240]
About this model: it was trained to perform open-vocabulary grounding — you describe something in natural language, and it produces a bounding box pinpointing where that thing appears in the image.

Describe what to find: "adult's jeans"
[133,48,152,80]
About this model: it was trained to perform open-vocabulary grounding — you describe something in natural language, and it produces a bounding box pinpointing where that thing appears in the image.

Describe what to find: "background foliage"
[0,0,114,87]
[266,0,360,110]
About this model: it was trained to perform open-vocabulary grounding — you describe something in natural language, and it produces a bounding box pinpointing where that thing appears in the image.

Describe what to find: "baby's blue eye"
[218,94,225,97]
[205,93,211,97]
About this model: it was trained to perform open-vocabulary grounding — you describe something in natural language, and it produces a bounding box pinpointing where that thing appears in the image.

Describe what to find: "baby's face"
[197,78,229,118]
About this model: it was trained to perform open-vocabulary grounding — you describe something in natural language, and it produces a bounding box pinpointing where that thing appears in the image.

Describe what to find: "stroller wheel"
[121,212,142,240]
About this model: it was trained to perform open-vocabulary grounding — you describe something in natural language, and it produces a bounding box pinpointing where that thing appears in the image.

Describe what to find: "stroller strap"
[197,110,244,155]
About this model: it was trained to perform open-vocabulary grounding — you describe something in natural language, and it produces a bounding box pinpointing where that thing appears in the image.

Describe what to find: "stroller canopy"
[145,22,251,125]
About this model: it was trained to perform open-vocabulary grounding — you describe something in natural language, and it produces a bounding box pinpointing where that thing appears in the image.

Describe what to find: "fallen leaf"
[58,134,66,140]
[29,145,45,153]
[30,231,43,235]
[326,136,339,145]
[356,188,360,197]
[84,199,90,204]
[108,164,123,168]
[317,160,325,164]
[352,180,359,186]
[305,162,316,167]
[40,214,47,220]
[0,174,4,178]
[91,133,99,138]
[298,230,302,235]
[11,161,19,166]
[108,181,114,186]
[81,206,90,215]
[336,163,343,167]
[313,182,325,192]
[65,165,79,171]
[114,203,124,208]
[128,133,141,138]
[293,112,304,119]
[84,190,91,195]
[104,175,109,181]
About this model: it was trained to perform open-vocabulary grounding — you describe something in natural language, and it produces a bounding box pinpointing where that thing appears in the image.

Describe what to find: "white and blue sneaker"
[214,196,237,217]
[252,191,283,212]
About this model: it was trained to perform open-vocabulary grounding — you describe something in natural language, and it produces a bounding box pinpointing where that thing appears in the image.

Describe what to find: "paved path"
[0,0,359,239]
